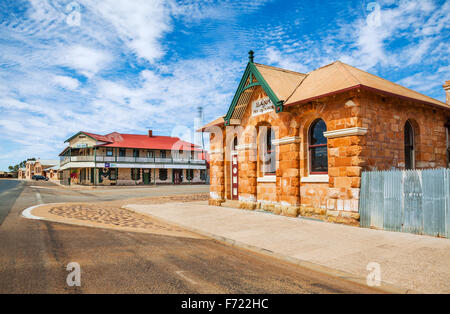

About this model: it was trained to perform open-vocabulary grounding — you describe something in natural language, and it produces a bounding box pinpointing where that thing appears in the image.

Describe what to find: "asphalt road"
[0,180,383,294]
[0,180,25,226]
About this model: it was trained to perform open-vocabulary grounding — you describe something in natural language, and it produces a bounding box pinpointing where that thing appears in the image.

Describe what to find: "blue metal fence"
[360,169,450,238]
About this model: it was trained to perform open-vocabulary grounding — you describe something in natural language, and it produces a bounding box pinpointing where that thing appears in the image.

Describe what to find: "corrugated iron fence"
[360,169,450,238]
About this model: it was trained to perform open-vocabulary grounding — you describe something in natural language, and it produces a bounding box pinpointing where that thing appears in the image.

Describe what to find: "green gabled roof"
[64,131,113,143]
[64,131,96,143]
[224,61,283,126]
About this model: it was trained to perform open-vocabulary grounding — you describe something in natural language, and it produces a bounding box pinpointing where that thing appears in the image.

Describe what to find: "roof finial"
[248,50,254,63]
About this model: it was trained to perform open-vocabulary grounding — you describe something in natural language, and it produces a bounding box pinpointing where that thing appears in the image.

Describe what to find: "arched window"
[309,119,328,174]
[260,127,276,175]
[404,120,415,169]
[232,136,238,151]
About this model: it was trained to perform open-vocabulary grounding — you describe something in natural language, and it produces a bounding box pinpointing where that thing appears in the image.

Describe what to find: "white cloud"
[85,0,172,63]
[52,75,80,90]
[265,47,309,73]
[56,45,112,78]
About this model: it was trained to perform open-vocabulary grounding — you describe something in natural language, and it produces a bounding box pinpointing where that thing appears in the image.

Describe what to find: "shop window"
[309,119,328,174]
[159,169,168,181]
[119,148,126,157]
[106,148,113,157]
[200,169,206,181]
[404,120,415,169]
[260,127,276,175]
[109,168,117,180]
[186,169,194,181]
[131,168,141,180]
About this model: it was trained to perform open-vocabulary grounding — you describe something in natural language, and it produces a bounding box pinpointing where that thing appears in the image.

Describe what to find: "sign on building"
[252,97,274,117]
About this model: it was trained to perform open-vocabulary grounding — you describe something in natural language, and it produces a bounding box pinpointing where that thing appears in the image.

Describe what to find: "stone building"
[23,159,58,180]
[18,168,26,179]
[59,130,207,186]
[200,52,450,225]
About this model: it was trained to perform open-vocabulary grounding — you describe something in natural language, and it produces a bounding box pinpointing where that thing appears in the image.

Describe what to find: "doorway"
[231,152,239,200]
[143,171,151,185]
[173,169,182,184]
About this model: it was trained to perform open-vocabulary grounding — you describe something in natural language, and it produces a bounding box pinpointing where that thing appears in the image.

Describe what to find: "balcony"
[60,155,207,167]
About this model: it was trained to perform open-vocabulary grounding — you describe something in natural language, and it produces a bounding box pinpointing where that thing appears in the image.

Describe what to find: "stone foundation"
[239,201,258,210]
[209,199,225,206]
[215,200,360,226]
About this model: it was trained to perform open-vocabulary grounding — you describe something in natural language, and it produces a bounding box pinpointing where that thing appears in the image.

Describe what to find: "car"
[32,175,48,181]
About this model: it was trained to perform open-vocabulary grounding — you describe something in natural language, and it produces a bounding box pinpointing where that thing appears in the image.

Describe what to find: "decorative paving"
[47,204,183,232]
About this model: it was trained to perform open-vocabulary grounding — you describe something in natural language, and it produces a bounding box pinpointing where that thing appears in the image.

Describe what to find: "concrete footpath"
[125,201,450,294]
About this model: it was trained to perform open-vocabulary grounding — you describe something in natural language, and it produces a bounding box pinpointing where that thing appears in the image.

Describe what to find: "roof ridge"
[336,61,361,86]
[254,63,306,76]
[276,61,341,104]
[284,72,310,104]
[306,60,340,74]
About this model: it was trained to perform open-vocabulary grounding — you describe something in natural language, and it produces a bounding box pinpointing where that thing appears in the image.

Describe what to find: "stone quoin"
[198,51,450,225]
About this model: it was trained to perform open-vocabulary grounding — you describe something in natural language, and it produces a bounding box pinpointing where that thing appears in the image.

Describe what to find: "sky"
[0,0,449,170]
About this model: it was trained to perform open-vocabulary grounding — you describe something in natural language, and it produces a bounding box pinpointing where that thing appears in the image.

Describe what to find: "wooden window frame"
[404,120,415,170]
[308,119,328,175]
[259,127,276,176]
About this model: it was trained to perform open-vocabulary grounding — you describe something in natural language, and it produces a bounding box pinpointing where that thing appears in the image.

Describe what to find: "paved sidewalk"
[126,201,450,294]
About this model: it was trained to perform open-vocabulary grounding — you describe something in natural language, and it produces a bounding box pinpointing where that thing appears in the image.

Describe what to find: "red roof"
[84,131,203,152]
[83,132,112,143]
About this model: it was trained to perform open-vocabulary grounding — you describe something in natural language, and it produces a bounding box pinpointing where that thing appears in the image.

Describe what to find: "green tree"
[8,160,27,173]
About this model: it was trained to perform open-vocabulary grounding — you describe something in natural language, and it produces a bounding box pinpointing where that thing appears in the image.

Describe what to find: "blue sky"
[0,0,449,170]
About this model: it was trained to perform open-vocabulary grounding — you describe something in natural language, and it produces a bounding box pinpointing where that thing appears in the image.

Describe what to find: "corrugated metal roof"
[254,63,306,101]
[98,133,203,151]
[285,61,448,108]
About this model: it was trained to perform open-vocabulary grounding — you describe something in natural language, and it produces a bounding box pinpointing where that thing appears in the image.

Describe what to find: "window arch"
[260,126,276,175]
[308,119,328,174]
[232,136,238,151]
[404,120,415,169]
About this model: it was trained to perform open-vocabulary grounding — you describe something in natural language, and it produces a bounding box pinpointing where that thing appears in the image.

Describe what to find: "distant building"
[0,171,14,178]
[24,159,59,180]
[59,130,208,186]
[18,168,26,179]
[45,165,61,181]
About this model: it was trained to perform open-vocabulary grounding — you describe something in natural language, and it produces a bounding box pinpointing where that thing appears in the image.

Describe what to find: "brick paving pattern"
[48,204,185,232]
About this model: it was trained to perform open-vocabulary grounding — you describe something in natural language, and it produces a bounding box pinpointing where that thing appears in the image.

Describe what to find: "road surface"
[0,180,383,293]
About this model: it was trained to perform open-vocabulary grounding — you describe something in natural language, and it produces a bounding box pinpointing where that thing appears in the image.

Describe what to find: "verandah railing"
[360,168,450,239]
[60,155,206,166]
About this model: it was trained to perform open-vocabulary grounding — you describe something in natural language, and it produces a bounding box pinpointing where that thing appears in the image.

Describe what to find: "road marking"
[35,191,43,204]
[22,205,43,220]
[175,271,198,285]
[29,186,58,190]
